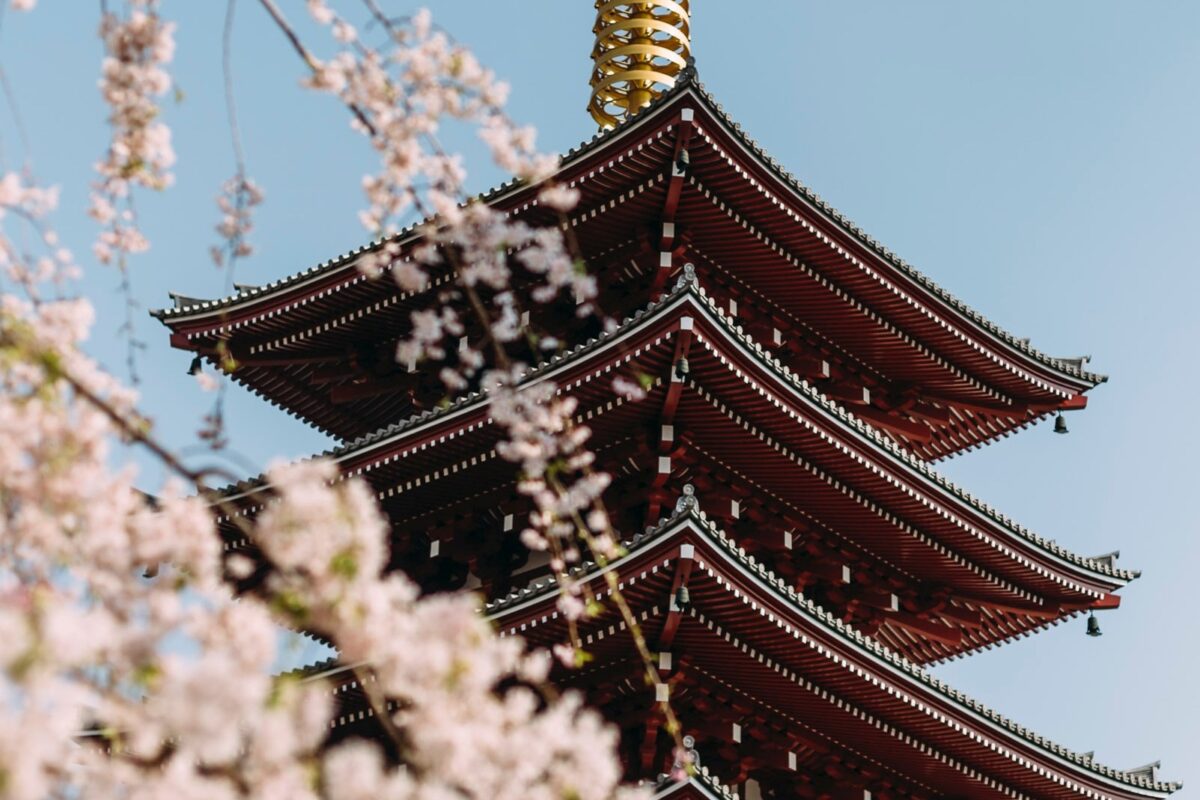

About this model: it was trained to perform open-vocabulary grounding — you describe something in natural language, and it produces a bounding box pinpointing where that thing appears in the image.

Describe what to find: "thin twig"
[353,665,410,756]
[254,0,377,136]
[202,0,250,450]
[0,61,32,168]
[222,0,246,179]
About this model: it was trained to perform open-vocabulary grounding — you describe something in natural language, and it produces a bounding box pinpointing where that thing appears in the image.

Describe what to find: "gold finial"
[589,1,691,129]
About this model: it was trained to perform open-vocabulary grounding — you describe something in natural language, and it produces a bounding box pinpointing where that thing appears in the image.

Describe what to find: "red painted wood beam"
[793,353,833,380]
[819,381,871,406]
[851,406,934,443]
[917,391,1030,418]
[1060,394,1089,411]
[639,705,664,774]
[935,603,984,629]
[673,678,940,798]
[659,326,695,431]
[844,584,899,614]
[661,110,696,231]
[966,597,1060,619]
[901,400,952,425]
[657,543,696,652]
[650,111,697,298]
[885,611,963,646]
[329,379,414,405]
[221,352,344,369]
[793,556,851,589]
[646,324,696,523]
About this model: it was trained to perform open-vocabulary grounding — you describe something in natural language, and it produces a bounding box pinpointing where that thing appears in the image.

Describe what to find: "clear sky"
[3,1,1197,792]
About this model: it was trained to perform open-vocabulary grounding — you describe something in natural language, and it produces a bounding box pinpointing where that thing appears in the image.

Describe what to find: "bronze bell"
[1054,414,1069,435]
[675,585,691,610]
[1086,613,1102,637]
[187,355,203,376]
[676,148,691,175]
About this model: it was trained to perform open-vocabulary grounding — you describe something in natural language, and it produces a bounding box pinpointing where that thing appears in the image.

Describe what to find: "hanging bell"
[1086,613,1102,637]
[187,355,203,376]
[1054,414,1069,435]
[675,148,691,175]
[675,585,691,610]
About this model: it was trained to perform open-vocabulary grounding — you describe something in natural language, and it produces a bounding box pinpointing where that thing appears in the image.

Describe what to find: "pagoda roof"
[486,506,1179,799]
[669,72,1103,387]
[153,67,1101,460]
[149,68,1097,389]
[215,280,1136,662]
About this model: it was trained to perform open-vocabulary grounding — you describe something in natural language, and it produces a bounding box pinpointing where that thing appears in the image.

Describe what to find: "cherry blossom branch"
[252,5,684,772]
[35,339,247,525]
[351,664,409,756]
[199,0,264,449]
[12,320,467,768]
[549,474,687,762]
[0,5,651,797]
[88,0,178,382]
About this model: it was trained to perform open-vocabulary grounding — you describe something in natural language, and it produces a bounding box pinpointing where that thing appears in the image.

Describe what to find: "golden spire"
[588,1,691,129]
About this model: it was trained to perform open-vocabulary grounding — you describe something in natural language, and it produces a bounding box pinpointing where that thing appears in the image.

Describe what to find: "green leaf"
[272,590,308,622]
[133,662,161,688]
[330,549,358,579]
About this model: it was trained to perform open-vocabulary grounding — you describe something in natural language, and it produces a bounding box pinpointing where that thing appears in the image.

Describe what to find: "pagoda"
[154,4,1178,798]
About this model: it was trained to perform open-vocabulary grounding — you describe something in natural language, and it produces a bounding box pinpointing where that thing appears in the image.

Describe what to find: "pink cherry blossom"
[90,0,177,266]
[211,174,264,268]
[0,5,673,797]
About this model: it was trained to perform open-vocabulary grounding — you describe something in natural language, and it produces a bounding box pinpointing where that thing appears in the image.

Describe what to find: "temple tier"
[156,68,1175,799]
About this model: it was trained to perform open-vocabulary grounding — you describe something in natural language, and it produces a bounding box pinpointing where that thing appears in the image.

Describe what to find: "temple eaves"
[485,504,1182,798]
[152,68,1100,391]
[208,281,1138,614]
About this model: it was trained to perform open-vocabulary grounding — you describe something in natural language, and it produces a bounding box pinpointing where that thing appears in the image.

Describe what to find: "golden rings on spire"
[588,0,691,129]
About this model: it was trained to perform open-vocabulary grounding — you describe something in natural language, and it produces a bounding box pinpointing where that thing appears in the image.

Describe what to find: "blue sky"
[3,1,1196,791]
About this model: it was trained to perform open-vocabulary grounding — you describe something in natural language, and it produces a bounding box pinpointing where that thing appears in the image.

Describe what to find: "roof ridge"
[651,764,738,799]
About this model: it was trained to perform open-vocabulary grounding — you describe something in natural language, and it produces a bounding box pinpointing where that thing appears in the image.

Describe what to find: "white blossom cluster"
[210,175,265,268]
[0,244,644,800]
[297,6,628,599]
[300,4,596,377]
[89,0,177,266]
[0,3,676,795]
[0,173,77,293]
